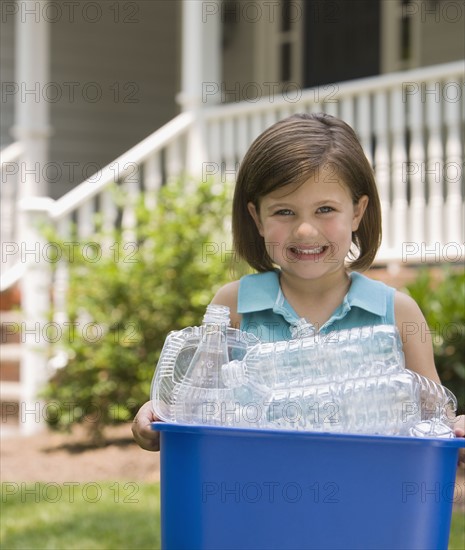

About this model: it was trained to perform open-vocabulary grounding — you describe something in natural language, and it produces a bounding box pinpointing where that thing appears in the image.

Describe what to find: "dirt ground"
[0,424,160,483]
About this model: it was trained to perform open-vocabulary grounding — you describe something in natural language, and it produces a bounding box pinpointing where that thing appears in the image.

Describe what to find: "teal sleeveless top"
[238,270,396,343]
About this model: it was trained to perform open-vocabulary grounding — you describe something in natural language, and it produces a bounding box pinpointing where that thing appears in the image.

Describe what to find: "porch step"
[0,284,21,311]
[0,311,22,344]
[0,291,22,435]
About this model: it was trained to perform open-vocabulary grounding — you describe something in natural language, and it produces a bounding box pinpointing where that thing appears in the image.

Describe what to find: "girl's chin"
[277,262,346,278]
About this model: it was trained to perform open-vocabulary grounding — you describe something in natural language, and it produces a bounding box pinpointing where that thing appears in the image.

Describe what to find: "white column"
[176,0,222,177]
[18,197,54,435]
[9,0,53,435]
[177,0,221,111]
[12,0,52,198]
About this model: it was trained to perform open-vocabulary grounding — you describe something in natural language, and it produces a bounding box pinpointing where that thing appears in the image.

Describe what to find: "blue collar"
[238,270,388,324]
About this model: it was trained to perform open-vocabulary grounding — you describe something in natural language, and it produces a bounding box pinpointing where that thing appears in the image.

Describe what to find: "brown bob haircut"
[232,112,382,273]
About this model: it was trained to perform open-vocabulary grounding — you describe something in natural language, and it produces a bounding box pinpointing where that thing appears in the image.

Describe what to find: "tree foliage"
[42,179,235,443]
[406,267,465,414]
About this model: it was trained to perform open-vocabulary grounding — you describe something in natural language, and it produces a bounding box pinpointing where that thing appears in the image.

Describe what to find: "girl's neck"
[278,269,351,327]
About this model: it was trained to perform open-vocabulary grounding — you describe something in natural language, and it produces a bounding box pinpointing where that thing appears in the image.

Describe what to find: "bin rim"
[152,421,465,448]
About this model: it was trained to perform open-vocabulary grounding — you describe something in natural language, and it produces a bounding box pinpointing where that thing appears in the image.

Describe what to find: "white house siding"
[0,11,15,149]
[48,0,181,198]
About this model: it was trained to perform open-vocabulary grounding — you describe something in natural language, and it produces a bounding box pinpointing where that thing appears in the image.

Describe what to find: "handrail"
[51,111,194,221]
[203,61,464,119]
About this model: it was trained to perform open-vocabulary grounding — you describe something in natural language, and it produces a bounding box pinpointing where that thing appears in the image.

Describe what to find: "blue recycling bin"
[154,422,464,550]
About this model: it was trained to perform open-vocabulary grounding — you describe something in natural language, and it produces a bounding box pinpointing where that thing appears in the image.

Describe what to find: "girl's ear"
[352,195,369,232]
[247,202,264,237]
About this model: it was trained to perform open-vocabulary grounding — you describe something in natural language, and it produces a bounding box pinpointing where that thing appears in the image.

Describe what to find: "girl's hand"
[453,414,465,465]
[131,401,162,452]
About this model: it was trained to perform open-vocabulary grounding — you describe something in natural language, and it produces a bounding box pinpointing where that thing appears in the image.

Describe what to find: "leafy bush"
[406,267,465,414]
[42,179,235,443]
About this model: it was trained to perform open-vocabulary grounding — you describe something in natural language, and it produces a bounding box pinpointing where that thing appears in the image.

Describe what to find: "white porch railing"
[200,60,465,264]
[1,61,464,434]
[2,61,464,279]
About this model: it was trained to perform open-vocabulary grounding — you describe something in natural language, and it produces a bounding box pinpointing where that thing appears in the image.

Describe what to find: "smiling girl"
[132,113,465,453]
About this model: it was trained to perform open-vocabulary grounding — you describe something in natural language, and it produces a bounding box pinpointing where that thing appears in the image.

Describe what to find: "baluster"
[53,216,71,327]
[390,88,407,251]
[236,115,249,165]
[143,152,162,210]
[425,79,444,247]
[121,164,141,244]
[165,138,183,183]
[356,93,372,166]
[407,81,426,250]
[100,188,118,247]
[323,93,338,117]
[309,86,323,113]
[300,90,314,114]
[340,96,354,128]
[207,119,222,181]
[250,111,263,143]
[444,78,463,248]
[373,91,391,255]
[264,109,278,133]
[77,200,94,239]
[222,116,235,184]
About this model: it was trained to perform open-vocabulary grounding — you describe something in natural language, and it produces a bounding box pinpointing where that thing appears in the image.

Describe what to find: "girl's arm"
[394,291,440,382]
[395,291,465,462]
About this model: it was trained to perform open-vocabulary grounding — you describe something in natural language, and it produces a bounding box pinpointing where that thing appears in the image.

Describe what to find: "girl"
[132,113,464,453]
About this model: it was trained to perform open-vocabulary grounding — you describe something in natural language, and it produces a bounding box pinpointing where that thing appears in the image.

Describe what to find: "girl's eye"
[317,206,334,214]
[274,209,294,216]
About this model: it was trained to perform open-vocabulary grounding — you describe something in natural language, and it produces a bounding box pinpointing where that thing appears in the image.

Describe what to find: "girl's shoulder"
[393,288,428,329]
[210,271,278,328]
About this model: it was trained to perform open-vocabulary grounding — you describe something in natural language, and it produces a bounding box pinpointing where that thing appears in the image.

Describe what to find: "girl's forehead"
[264,170,352,201]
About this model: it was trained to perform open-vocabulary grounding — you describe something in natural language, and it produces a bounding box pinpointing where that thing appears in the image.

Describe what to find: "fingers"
[131,401,161,452]
[453,414,465,437]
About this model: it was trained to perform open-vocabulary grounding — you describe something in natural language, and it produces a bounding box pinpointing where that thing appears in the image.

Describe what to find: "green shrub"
[42,179,235,443]
[406,267,465,414]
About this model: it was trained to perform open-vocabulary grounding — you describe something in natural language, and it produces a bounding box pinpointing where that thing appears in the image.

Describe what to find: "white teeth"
[293,246,323,255]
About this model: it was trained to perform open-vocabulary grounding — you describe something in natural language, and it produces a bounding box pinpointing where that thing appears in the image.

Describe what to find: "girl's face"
[247,164,368,284]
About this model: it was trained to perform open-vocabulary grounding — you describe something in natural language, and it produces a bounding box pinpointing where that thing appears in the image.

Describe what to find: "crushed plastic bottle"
[151,304,259,425]
[152,314,457,437]
[221,323,457,436]
[409,419,456,438]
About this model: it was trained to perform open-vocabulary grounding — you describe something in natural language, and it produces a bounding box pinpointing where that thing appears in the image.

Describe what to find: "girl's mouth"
[286,245,329,261]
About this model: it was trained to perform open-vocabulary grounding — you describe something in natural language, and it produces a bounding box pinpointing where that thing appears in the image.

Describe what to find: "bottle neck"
[202,304,231,326]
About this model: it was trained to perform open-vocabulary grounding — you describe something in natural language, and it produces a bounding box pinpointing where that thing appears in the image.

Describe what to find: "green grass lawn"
[449,511,465,550]
[1,482,463,549]
[0,482,160,550]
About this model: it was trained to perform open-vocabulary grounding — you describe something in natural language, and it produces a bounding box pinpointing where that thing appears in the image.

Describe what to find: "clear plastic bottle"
[173,305,231,424]
[221,324,457,436]
[151,304,259,425]
[222,324,404,388]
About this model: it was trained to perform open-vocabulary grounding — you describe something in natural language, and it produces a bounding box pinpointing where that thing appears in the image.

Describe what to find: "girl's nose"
[295,220,318,238]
